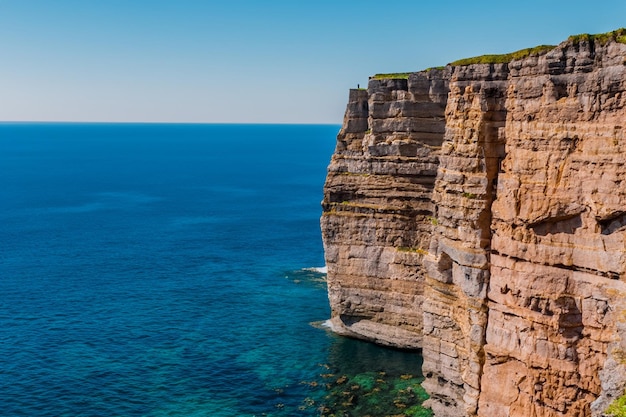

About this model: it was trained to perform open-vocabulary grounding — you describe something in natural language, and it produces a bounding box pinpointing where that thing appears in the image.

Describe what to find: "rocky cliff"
[321,31,626,417]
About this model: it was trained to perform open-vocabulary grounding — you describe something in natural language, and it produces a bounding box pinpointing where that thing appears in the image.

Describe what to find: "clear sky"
[1,0,624,124]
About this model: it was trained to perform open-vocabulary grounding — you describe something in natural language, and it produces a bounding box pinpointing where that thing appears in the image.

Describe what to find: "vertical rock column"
[479,39,626,417]
[422,64,508,416]
[321,70,449,349]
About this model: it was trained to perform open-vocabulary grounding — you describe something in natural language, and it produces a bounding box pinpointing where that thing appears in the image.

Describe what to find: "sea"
[0,123,428,417]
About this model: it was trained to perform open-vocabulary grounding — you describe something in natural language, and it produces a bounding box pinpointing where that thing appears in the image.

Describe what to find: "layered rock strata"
[321,72,449,349]
[422,63,508,417]
[321,33,626,417]
[480,39,626,417]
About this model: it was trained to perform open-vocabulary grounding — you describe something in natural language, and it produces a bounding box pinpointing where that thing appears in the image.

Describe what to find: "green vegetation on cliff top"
[449,44,556,66]
[450,28,626,66]
[371,29,626,76]
[370,72,411,80]
[568,27,626,45]
[606,393,626,417]
[371,66,444,80]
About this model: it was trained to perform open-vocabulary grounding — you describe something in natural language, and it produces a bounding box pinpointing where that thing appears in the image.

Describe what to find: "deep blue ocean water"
[0,123,424,417]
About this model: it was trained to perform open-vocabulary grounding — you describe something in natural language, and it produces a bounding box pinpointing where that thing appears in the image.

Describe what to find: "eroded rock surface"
[481,38,626,417]
[321,72,449,349]
[321,34,626,416]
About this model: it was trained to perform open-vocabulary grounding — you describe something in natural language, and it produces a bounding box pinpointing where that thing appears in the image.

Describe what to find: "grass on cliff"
[568,28,626,45]
[370,67,445,79]
[370,72,411,80]
[397,246,428,255]
[374,29,626,75]
[606,393,626,417]
[449,44,556,66]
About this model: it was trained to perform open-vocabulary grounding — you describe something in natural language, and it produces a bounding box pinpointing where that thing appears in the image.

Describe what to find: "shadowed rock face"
[321,35,626,417]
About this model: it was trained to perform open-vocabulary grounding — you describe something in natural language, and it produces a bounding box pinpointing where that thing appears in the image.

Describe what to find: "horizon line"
[0,120,342,126]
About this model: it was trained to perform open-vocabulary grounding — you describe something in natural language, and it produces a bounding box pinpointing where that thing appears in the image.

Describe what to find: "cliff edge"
[321,30,626,417]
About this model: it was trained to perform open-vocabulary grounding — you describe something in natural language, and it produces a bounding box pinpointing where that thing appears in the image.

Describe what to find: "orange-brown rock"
[422,62,508,417]
[321,31,626,417]
[321,72,449,349]
[481,37,626,417]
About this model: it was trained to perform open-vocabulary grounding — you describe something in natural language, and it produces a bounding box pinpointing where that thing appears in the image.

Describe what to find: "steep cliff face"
[481,38,626,417]
[422,63,508,417]
[321,32,626,417]
[321,71,449,348]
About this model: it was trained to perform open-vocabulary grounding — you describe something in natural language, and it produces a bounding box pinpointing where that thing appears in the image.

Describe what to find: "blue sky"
[0,0,624,124]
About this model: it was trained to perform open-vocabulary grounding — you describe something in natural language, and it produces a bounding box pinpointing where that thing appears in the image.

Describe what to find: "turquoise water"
[0,123,425,416]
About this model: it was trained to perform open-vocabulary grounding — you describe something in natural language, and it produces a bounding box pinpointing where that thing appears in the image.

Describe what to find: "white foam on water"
[303,266,327,274]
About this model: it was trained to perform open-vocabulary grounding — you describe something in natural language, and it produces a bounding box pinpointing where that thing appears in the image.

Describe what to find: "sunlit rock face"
[480,38,626,417]
[321,71,449,349]
[322,34,626,417]
[421,61,509,417]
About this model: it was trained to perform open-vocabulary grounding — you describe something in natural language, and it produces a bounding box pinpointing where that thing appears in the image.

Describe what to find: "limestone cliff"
[321,31,626,417]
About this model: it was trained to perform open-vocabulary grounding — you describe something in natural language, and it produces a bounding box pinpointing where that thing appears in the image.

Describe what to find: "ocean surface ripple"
[0,123,425,417]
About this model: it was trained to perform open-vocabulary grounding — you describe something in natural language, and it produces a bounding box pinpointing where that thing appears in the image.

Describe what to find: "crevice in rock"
[492,249,621,280]
[598,211,626,235]
[529,213,583,236]
[438,252,453,284]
